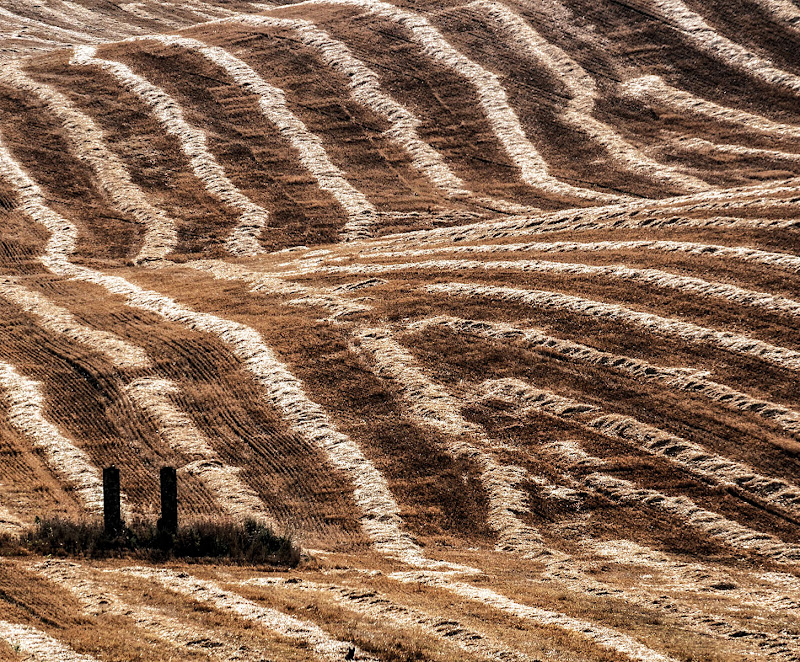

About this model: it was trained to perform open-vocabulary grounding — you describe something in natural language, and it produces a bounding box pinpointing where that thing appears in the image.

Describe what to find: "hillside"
[0,0,799,660]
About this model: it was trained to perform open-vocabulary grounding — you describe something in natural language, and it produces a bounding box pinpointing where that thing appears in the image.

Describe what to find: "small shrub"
[0,517,299,566]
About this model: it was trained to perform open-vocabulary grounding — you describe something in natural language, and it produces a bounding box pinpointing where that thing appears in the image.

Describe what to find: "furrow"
[227,14,528,214]
[58,0,145,37]
[295,0,630,204]
[368,209,797,254]
[479,377,800,522]
[35,560,276,662]
[469,0,710,193]
[363,239,800,274]
[143,34,378,241]
[353,474,798,657]
[0,254,263,523]
[119,566,378,662]
[540,442,800,564]
[245,576,533,662]
[537,544,800,660]
[1,0,127,39]
[366,178,800,249]
[644,0,800,94]
[0,620,99,662]
[531,528,800,661]
[585,471,800,564]
[389,572,677,662]
[0,277,150,370]
[353,326,559,560]
[0,6,99,45]
[427,281,800,371]
[0,63,178,264]
[750,0,800,31]
[126,377,276,525]
[412,315,800,437]
[0,361,113,516]
[621,75,800,139]
[666,135,800,164]
[69,45,269,257]
[310,256,800,321]
[522,479,800,659]
[0,128,432,568]
[180,0,240,19]
[117,2,185,28]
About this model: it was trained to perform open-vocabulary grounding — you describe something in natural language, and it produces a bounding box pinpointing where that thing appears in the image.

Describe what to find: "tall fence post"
[103,466,122,536]
[159,466,178,535]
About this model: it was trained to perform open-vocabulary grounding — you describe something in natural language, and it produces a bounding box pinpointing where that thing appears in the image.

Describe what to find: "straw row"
[70,45,269,256]
[470,0,709,193]
[426,281,800,371]
[480,377,800,520]
[317,0,629,203]
[412,316,800,437]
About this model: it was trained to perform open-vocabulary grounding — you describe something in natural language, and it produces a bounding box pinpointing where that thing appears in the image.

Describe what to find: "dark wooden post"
[158,466,178,535]
[103,466,122,536]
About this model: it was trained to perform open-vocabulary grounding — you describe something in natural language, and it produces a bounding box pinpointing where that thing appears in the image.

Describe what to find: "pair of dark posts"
[102,466,178,536]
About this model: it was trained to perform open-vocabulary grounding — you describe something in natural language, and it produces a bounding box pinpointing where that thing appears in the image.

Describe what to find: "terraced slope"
[0,0,799,660]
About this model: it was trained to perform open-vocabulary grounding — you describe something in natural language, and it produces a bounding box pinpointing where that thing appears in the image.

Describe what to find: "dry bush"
[0,516,299,566]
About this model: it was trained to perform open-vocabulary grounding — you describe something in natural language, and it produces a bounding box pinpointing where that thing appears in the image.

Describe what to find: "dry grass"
[0,516,299,565]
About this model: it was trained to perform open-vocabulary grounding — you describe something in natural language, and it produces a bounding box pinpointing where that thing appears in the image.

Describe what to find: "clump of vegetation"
[0,517,299,566]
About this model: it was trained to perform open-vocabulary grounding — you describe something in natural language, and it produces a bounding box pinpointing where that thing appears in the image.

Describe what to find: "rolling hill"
[0,0,799,660]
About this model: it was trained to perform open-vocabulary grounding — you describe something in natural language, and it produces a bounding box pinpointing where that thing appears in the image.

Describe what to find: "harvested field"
[0,0,799,659]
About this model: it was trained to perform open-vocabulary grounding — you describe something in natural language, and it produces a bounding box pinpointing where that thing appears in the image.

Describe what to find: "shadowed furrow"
[643,0,800,94]
[622,75,800,139]
[367,211,798,257]
[427,281,800,371]
[0,63,178,264]
[140,33,379,241]
[0,125,431,566]
[1,0,130,39]
[226,13,528,214]
[589,539,800,614]
[126,377,277,526]
[361,238,800,275]
[69,44,270,257]
[245,576,534,662]
[389,571,677,662]
[289,0,631,204]
[0,276,150,369]
[0,6,98,46]
[479,377,800,521]
[306,255,800,320]
[587,472,800,564]
[0,2,799,656]
[353,326,557,560]
[0,361,114,516]
[35,560,286,662]
[469,0,710,193]
[750,0,800,32]
[117,2,185,28]
[412,315,800,438]
[548,436,800,564]
[183,259,376,318]
[665,135,800,166]
[255,544,800,659]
